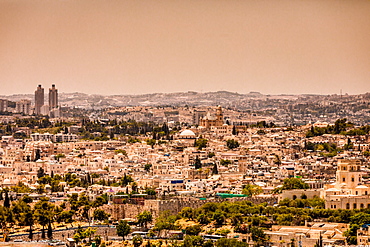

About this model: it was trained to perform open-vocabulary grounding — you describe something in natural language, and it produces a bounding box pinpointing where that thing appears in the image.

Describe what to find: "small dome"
[3,179,11,184]
[326,188,341,191]
[356,185,368,189]
[180,130,196,136]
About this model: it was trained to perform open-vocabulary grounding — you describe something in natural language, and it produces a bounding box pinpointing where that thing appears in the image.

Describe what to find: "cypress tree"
[4,190,10,208]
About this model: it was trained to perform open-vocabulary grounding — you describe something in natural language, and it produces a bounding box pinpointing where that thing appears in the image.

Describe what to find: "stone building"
[323,159,370,210]
[199,105,224,128]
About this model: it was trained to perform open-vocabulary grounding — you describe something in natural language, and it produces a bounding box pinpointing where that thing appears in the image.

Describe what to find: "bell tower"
[216,105,223,126]
[336,159,362,189]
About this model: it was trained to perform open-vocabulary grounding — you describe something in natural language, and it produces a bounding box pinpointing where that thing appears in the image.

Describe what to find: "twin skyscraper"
[35,84,59,116]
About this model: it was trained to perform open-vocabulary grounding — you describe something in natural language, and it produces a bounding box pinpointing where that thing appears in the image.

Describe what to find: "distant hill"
[1,91,368,110]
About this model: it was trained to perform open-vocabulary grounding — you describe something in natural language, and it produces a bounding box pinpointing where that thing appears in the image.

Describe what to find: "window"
[352,177,355,182]
[361,204,364,209]
[346,203,350,209]
[343,178,346,182]
[353,203,357,209]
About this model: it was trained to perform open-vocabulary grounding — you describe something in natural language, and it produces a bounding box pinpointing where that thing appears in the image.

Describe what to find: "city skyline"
[1,0,369,96]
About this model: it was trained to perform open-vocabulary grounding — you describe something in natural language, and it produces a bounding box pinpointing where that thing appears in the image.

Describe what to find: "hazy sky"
[1,0,369,95]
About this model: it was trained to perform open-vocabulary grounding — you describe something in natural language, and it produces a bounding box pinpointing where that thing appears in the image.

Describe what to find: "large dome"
[180,129,196,136]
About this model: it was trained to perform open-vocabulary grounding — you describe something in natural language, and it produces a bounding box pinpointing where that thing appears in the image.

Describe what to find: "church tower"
[215,105,223,126]
[335,159,362,190]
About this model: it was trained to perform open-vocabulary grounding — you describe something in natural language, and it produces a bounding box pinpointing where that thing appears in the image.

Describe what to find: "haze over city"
[1,0,369,96]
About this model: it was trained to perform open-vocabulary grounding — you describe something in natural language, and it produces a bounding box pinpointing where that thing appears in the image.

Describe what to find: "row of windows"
[342,177,358,182]
[345,203,370,209]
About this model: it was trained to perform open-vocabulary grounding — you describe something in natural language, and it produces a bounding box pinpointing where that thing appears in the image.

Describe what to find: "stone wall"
[102,195,278,221]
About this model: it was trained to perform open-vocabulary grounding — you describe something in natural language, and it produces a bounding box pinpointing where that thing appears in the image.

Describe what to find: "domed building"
[179,129,196,139]
[199,105,224,128]
[174,129,197,148]
[2,178,15,187]
[323,159,370,210]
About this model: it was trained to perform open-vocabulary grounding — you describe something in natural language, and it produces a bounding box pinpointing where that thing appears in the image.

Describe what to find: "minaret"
[34,85,44,115]
[49,84,58,110]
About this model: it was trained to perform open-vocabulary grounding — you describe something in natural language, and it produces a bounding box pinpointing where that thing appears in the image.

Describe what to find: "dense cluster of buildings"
[0,101,369,245]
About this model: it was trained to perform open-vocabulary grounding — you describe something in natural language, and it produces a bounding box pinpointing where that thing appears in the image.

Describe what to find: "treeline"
[0,191,108,242]
[3,117,180,141]
[152,199,370,246]
[306,118,370,137]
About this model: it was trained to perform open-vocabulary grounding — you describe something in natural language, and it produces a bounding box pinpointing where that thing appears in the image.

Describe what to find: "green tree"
[181,207,194,220]
[73,227,97,245]
[137,211,153,229]
[0,206,14,241]
[34,198,55,239]
[220,159,232,167]
[195,138,208,150]
[226,139,239,150]
[183,235,204,247]
[93,209,110,221]
[55,153,65,161]
[344,224,359,245]
[3,190,10,208]
[146,139,156,148]
[213,210,225,225]
[242,184,263,197]
[132,234,143,247]
[250,226,266,246]
[59,210,75,227]
[194,156,202,170]
[197,213,211,225]
[212,163,218,175]
[208,152,216,158]
[115,149,127,155]
[120,174,134,187]
[37,167,45,178]
[153,211,179,237]
[144,164,152,172]
[273,178,309,193]
[350,212,370,226]
[185,224,202,236]
[116,220,131,240]
[232,125,237,135]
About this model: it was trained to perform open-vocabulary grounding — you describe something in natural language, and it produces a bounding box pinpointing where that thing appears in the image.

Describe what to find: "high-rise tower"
[49,84,58,110]
[34,85,44,115]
